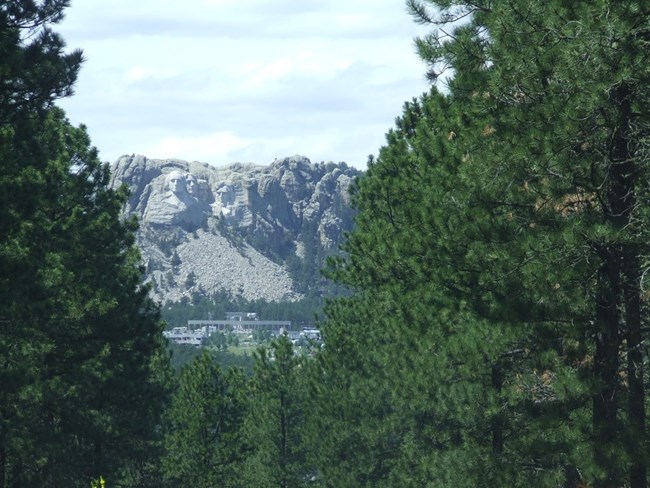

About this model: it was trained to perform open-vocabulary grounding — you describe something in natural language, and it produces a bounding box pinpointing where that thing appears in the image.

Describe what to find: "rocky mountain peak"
[111,154,361,304]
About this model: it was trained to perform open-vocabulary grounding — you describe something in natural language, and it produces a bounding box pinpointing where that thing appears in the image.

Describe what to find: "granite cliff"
[110,154,360,304]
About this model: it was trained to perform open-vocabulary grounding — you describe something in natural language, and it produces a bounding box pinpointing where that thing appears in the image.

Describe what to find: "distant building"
[225,312,258,321]
[188,312,291,334]
[165,313,321,348]
[163,327,204,347]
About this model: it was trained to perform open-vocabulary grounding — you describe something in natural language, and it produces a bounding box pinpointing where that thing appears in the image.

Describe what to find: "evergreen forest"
[2,1,650,487]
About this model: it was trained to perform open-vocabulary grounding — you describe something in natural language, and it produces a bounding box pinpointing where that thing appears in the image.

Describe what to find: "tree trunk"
[592,251,621,487]
[623,252,646,488]
[611,82,646,488]
[0,444,5,488]
[491,363,504,455]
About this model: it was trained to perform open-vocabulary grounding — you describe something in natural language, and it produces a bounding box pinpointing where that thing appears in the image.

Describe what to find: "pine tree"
[312,1,650,486]
[0,0,82,122]
[162,351,248,488]
[310,90,525,487]
[1,4,170,486]
[243,335,312,487]
[1,6,84,482]
[405,1,650,486]
[0,107,171,487]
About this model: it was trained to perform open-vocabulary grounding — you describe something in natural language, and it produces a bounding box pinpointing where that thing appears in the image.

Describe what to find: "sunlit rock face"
[141,170,209,230]
[110,154,360,303]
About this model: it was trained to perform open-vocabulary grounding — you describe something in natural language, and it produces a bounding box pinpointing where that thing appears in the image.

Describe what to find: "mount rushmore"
[110,154,361,304]
[141,170,210,229]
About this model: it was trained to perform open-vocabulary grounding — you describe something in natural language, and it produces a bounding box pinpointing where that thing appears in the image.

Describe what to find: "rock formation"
[142,170,208,229]
[110,154,360,304]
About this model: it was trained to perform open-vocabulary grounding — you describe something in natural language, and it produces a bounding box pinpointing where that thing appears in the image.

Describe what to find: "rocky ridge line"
[110,154,360,304]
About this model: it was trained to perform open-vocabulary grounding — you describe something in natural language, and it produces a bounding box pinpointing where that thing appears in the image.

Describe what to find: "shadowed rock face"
[110,154,360,303]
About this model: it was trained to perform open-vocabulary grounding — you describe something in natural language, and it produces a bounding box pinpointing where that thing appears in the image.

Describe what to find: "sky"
[56,1,433,169]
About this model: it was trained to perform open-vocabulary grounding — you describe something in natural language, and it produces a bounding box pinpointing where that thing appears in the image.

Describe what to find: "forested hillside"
[2,1,650,487]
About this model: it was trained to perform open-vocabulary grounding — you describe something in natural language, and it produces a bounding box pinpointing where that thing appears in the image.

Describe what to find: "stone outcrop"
[110,154,360,304]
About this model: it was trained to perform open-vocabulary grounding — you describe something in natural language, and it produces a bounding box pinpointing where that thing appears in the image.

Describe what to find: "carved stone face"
[186,174,198,195]
[166,171,186,194]
[197,179,211,202]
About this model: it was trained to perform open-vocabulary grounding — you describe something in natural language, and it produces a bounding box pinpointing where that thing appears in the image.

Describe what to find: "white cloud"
[142,131,251,162]
[58,0,432,169]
